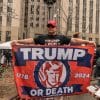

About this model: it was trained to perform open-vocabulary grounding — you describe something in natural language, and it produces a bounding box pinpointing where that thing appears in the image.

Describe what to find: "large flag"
[12,45,95,99]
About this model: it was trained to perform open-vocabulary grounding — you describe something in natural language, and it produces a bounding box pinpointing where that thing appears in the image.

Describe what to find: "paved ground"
[66,94,97,100]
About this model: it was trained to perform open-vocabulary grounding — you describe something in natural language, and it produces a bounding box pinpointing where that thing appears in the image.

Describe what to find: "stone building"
[0,0,100,45]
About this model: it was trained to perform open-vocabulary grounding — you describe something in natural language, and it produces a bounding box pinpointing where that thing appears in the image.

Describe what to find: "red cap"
[47,20,57,27]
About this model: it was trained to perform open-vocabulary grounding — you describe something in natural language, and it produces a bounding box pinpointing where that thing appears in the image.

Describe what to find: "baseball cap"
[47,20,57,27]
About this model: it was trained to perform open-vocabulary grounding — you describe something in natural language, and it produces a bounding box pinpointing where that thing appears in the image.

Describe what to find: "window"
[0,31,2,41]
[24,0,28,28]
[6,31,11,41]
[31,0,34,2]
[67,0,73,32]
[36,5,40,15]
[82,37,86,40]
[30,23,33,27]
[7,6,12,12]
[67,16,72,32]
[89,0,93,33]
[0,7,3,13]
[82,0,86,33]
[0,16,2,25]
[30,16,34,20]
[75,0,80,32]
[36,17,39,21]
[95,0,99,34]
[0,0,3,3]
[36,23,39,27]
[23,32,26,39]
[42,17,45,21]
[31,5,34,14]
[89,38,92,41]
[37,0,40,2]
[7,15,12,26]
[8,0,13,3]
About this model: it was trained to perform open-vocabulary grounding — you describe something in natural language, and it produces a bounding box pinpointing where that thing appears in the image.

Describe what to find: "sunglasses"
[47,25,55,28]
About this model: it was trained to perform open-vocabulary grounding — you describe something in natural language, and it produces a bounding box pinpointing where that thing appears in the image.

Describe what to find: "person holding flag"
[11,20,96,100]
[12,20,95,47]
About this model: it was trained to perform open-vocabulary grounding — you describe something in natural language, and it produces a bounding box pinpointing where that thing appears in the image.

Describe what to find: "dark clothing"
[34,34,71,45]
[94,47,100,77]
[96,47,100,61]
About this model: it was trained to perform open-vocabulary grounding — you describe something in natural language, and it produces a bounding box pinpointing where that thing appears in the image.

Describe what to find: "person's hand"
[87,85,100,99]
[11,40,18,46]
[11,40,22,46]
[88,41,96,47]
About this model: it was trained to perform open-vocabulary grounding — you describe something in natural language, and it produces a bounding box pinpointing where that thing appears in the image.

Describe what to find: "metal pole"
[48,5,52,20]
[44,0,56,20]
[48,7,50,20]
